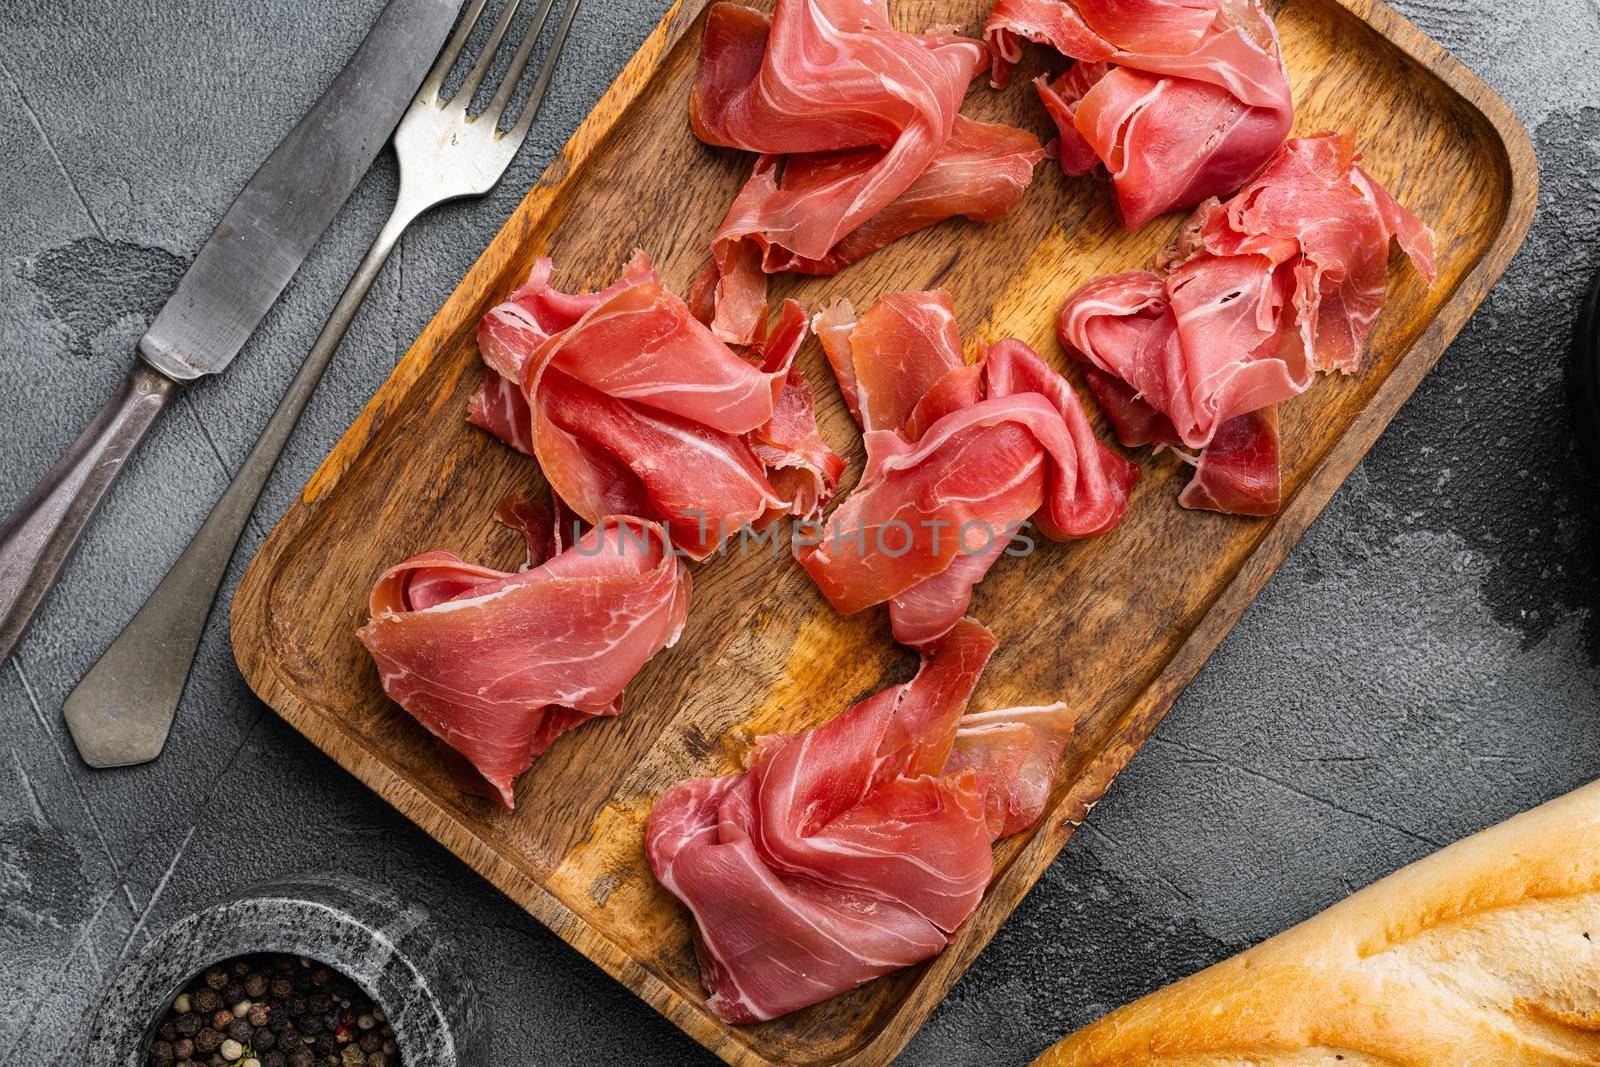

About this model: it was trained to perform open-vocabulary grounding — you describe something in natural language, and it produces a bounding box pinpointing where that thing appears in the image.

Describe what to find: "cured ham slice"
[991,0,1292,228]
[803,292,1136,646]
[358,502,691,809]
[747,368,846,522]
[691,0,1042,342]
[1176,406,1279,515]
[646,619,1076,1022]
[472,254,842,554]
[1057,133,1435,515]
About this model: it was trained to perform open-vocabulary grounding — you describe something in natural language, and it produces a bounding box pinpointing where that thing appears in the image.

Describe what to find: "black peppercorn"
[269,1005,289,1031]
[232,961,249,977]
[271,975,294,998]
[203,966,228,990]
[314,1033,337,1056]
[222,980,245,1003]
[310,966,332,987]
[172,1037,194,1060]
[210,1009,233,1030]
[192,988,221,1015]
[194,1026,221,1053]
[301,1014,324,1036]
[358,1032,381,1054]
[287,1048,315,1067]
[286,994,308,1016]
[263,1053,288,1067]
[249,1002,271,1028]
[175,1013,202,1037]
[245,973,268,998]
[228,1018,255,1043]
[255,1026,278,1052]
[308,993,332,1014]
[147,1039,174,1067]
[158,1019,178,1042]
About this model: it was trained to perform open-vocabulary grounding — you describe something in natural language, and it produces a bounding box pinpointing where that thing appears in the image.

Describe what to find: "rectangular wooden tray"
[231,0,1535,1062]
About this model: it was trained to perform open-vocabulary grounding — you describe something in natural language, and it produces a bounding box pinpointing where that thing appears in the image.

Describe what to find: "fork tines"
[420,0,585,141]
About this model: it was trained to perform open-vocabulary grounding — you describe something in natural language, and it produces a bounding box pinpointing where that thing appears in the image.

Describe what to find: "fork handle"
[0,362,177,666]
[63,207,417,768]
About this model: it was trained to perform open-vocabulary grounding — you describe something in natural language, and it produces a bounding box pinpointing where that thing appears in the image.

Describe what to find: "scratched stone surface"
[0,0,1595,1063]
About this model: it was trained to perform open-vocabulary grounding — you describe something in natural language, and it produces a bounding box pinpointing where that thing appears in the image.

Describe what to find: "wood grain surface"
[230,0,1536,1062]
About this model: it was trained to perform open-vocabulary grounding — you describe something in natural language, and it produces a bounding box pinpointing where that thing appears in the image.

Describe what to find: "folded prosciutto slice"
[1058,133,1436,515]
[990,0,1293,228]
[691,0,1043,342]
[358,501,692,809]
[646,618,1076,1022]
[471,253,842,555]
[804,291,1137,647]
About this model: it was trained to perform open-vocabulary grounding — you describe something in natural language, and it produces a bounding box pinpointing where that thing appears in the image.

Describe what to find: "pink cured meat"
[646,619,1077,1022]
[1057,134,1435,515]
[803,292,1136,646]
[472,255,840,555]
[813,289,966,434]
[995,0,1293,228]
[1176,405,1279,515]
[692,1,1040,342]
[358,505,692,809]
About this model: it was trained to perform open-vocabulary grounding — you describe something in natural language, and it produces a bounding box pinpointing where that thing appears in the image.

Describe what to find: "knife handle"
[62,208,414,767]
[0,362,176,665]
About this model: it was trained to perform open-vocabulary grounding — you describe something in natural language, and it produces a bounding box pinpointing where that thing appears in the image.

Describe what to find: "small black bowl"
[82,873,486,1065]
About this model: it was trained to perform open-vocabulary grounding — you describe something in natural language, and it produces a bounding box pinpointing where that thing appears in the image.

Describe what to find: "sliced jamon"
[472,255,841,554]
[646,619,1077,1022]
[1057,133,1435,515]
[946,701,1078,838]
[993,0,1292,228]
[803,293,1136,646]
[691,0,1040,342]
[813,289,966,434]
[747,368,846,522]
[1176,406,1280,515]
[358,502,691,809]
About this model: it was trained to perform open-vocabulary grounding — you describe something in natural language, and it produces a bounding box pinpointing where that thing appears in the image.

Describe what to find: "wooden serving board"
[231,0,1534,1062]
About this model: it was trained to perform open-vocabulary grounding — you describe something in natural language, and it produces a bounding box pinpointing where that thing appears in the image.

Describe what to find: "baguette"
[1035,780,1600,1066]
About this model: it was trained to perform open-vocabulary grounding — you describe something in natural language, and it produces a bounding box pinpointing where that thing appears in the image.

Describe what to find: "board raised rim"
[231,0,1538,1062]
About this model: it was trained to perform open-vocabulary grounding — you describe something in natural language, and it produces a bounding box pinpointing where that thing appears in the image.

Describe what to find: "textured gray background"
[0,0,1595,1063]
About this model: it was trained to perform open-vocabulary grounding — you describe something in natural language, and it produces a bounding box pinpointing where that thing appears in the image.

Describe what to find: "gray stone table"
[1,0,1596,1063]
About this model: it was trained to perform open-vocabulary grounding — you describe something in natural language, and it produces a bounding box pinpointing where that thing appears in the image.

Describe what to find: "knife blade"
[142,0,463,380]
[0,0,462,665]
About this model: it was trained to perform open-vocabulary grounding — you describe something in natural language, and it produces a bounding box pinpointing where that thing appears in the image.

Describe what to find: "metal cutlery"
[0,0,461,669]
[63,0,586,767]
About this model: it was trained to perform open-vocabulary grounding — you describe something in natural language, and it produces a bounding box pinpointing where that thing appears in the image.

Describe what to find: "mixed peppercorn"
[146,954,401,1067]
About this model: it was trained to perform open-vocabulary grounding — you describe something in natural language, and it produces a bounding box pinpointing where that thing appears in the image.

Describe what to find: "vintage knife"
[0,0,461,668]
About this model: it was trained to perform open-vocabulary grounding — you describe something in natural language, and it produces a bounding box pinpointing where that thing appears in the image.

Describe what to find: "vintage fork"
[63,0,586,768]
